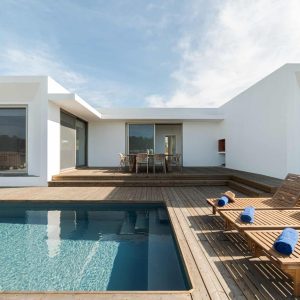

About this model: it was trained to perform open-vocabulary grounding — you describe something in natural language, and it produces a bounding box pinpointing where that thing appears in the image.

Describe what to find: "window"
[128,124,154,154]
[0,108,27,172]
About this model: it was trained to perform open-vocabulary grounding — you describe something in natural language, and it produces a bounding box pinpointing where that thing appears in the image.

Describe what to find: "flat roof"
[49,93,102,121]
[97,107,224,121]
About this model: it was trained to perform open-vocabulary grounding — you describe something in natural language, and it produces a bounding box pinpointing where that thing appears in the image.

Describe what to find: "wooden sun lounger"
[245,229,300,296]
[220,209,300,231]
[207,173,300,214]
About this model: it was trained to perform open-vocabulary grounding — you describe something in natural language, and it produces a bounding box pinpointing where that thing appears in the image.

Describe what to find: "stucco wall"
[286,69,300,176]
[88,121,126,167]
[221,64,300,179]
[182,121,223,166]
[0,78,48,186]
[47,101,61,180]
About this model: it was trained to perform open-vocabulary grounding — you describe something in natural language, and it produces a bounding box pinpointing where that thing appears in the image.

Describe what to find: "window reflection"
[47,211,61,258]
[128,124,154,154]
[0,108,26,172]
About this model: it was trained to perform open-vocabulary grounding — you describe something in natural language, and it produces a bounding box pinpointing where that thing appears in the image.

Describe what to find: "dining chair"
[153,154,166,174]
[118,153,129,171]
[167,154,182,171]
[136,153,149,173]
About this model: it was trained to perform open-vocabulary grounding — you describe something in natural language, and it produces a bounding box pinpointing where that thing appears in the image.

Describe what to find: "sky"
[1,0,300,108]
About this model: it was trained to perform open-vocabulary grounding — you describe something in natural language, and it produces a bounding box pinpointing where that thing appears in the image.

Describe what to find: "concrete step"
[157,208,169,224]
[134,211,148,233]
[48,179,229,187]
[119,213,135,235]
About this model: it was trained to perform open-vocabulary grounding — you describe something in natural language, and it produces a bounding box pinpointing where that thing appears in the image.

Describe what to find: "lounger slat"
[220,209,300,231]
[245,230,300,264]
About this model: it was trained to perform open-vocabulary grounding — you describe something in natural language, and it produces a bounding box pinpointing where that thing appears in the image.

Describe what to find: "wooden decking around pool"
[0,185,294,299]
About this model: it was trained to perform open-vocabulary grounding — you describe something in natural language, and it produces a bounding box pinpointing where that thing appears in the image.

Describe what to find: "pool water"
[0,202,190,291]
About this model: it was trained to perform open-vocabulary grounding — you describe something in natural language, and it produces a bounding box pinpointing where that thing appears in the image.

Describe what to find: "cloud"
[146,0,300,107]
[0,45,136,107]
[0,46,86,88]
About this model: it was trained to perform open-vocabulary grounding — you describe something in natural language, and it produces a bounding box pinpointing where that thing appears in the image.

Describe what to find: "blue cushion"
[274,228,299,255]
[240,206,255,223]
[218,196,229,207]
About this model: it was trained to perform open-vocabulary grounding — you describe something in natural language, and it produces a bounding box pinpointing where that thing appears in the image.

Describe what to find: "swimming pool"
[0,202,190,291]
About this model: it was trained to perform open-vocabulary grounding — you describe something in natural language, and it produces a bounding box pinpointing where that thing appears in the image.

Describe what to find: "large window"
[128,124,154,154]
[0,108,27,173]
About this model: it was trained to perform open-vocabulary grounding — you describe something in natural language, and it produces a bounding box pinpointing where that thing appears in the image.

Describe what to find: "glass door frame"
[60,109,88,168]
[126,122,183,156]
[0,105,28,175]
[164,135,177,155]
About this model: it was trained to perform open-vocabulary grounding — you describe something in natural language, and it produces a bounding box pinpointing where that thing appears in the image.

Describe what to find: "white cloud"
[0,45,135,107]
[0,46,86,88]
[146,0,300,107]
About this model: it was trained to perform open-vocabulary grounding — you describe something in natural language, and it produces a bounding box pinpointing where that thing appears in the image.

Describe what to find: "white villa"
[0,63,300,187]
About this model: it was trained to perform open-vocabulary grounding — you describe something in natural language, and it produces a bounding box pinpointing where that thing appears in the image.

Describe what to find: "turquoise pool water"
[0,202,190,291]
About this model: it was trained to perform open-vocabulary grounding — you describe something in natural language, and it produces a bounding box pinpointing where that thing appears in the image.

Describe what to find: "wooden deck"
[50,167,282,197]
[54,167,282,186]
[0,185,295,299]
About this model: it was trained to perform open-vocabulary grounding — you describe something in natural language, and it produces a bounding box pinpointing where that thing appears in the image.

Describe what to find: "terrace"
[1,68,300,299]
[1,181,298,299]
[49,167,281,194]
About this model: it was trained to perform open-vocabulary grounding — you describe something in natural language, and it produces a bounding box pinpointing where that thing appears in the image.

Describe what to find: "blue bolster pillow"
[240,206,255,223]
[218,196,229,207]
[274,228,299,255]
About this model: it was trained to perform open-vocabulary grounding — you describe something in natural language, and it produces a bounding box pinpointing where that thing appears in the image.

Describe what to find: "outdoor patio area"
[54,166,282,182]
[0,184,295,299]
[50,167,282,196]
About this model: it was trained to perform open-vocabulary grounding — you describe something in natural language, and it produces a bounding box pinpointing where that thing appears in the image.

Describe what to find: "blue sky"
[0,0,300,108]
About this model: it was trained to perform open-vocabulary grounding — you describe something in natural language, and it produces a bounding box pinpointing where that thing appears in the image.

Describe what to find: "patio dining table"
[126,153,177,173]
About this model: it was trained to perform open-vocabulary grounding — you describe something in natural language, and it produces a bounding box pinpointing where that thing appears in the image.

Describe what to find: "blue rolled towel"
[240,206,255,223]
[274,228,299,255]
[218,196,229,207]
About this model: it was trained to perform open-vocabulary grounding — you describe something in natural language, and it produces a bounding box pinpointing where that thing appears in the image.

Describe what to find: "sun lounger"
[207,173,300,214]
[245,229,300,296]
[220,209,300,231]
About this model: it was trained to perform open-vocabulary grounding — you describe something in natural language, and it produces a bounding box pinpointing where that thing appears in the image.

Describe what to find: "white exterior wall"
[0,78,49,186]
[221,64,300,179]
[2,65,300,186]
[182,121,223,166]
[88,121,126,167]
[47,101,61,180]
[286,69,300,175]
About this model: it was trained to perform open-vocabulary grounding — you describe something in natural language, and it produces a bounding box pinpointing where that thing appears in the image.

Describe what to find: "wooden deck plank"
[220,209,300,231]
[51,167,281,193]
[162,187,228,300]
[176,187,275,300]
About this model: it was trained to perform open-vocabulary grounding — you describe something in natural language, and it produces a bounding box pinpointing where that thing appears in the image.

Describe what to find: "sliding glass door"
[60,111,87,170]
[128,124,154,154]
[0,108,27,173]
[60,112,76,170]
